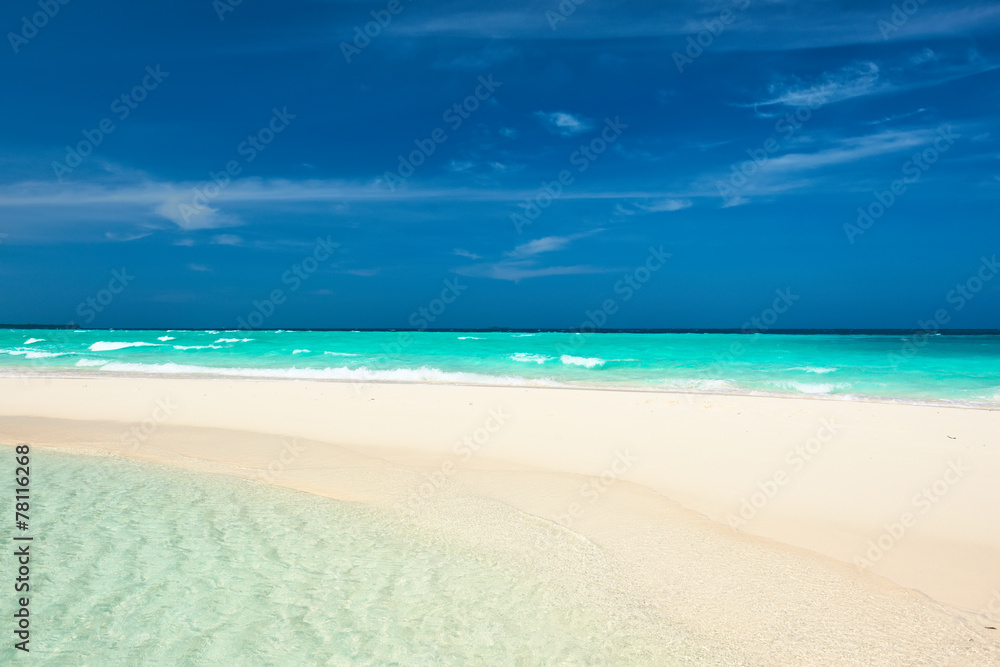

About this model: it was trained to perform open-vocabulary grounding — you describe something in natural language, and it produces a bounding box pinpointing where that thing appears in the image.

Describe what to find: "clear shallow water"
[1,328,999,404]
[8,450,706,665]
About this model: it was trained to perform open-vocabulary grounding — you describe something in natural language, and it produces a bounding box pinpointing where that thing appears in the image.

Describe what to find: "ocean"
[1,328,999,405]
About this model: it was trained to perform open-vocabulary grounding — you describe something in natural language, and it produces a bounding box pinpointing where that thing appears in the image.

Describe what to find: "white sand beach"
[2,375,999,664]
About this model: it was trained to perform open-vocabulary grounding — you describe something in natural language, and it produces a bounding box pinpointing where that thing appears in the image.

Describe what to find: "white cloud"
[504,231,599,258]
[911,48,940,65]
[761,129,932,172]
[615,197,692,217]
[504,235,574,258]
[188,264,211,272]
[458,231,607,282]
[634,198,692,213]
[104,231,152,242]
[211,234,244,246]
[534,111,593,137]
[455,260,610,282]
[155,192,243,230]
[757,62,883,108]
[453,248,481,260]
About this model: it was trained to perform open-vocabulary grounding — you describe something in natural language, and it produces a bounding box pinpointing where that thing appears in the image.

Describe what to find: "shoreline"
[3,367,999,411]
[3,375,1000,662]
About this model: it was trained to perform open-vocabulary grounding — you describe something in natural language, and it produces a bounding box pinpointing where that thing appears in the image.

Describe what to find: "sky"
[0,0,998,329]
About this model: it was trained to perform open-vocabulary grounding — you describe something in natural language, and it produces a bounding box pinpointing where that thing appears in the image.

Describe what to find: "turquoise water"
[1,328,999,404]
[2,450,712,665]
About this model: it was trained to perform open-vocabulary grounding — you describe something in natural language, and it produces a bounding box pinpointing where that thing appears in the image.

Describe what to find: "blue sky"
[1,0,998,329]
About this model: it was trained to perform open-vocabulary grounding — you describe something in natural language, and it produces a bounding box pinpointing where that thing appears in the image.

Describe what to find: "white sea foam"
[660,378,738,391]
[94,361,564,387]
[788,366,838,374]
[24,338,44,345]
[512,333,535,337]
[292,349,310,354]
[76,358,110,367]
[2,348,67,359]
[323,352,357,357]
[773,381,850,395]
[173,345,223,350]
[511,353,552,364]
[457,336,483,340]
[560,355,605,368]
[215,338,253,343]
[88,341,159,352]
[157,336,175,341]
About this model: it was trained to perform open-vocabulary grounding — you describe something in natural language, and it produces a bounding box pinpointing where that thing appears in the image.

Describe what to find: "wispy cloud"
[756,62,884,108]
[453,248,481,259]
[455,261,611,282]
[390,3,1000,48]
[617,198,693,215]
[505,235,571,258]
[0,177,714,223]
[188,263,211,272]
[534,111,593,137]
[760,129,935,172]
[211,234,244,246]
[104,231,152,242]
[343,268,380,277]
[155,193,243,230]
[457,231,608,282]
